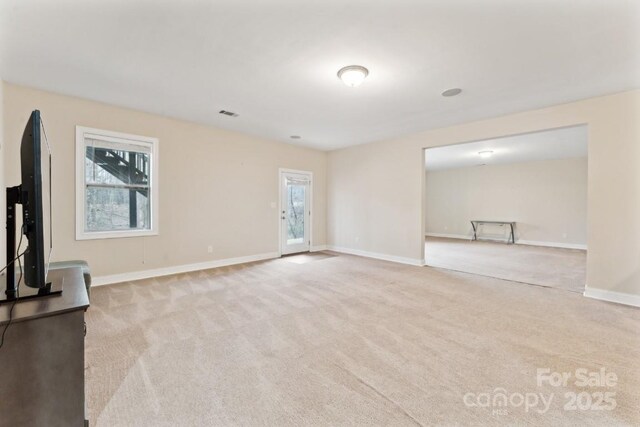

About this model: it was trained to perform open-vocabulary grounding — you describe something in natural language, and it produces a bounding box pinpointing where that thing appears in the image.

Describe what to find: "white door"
[280,170,311,255]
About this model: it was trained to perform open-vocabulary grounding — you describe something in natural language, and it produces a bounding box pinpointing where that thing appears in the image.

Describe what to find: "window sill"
[75,229,158,241]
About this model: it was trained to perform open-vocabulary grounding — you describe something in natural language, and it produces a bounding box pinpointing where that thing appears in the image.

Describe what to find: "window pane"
[84,143,152,234]
[286,184,305,244]
[136,190,150,229]
[85,187,150,232]
[85,146,150,186]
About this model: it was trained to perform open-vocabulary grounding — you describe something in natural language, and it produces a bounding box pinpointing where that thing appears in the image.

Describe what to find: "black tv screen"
[20,110,50,288]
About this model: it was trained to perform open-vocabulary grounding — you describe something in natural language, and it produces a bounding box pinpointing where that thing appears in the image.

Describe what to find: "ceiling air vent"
[219,110,239,117]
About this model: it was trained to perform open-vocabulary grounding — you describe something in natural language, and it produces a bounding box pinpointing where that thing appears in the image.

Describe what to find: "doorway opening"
[423,125,588,292]
[279,169,312,256]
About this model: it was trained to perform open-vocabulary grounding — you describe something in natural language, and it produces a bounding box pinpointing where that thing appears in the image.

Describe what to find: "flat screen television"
[2,110,57,302]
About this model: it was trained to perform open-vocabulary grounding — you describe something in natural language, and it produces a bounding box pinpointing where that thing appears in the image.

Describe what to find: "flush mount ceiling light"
[337,65,369,87]
[478,150,494,158]
[442,88,462,97]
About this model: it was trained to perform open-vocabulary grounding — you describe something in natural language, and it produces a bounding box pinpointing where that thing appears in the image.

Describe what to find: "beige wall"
[328,90,640,297]
[3,83,327,277]
[425,157,588,247]
[4,82,639,299]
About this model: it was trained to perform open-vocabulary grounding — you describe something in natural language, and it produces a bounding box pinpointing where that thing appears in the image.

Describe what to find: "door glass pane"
[286,182,306,245]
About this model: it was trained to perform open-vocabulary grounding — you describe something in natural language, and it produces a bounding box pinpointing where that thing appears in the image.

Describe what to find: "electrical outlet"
[355,236,360,243]
[270,202,276,208]
[207,245,213,253]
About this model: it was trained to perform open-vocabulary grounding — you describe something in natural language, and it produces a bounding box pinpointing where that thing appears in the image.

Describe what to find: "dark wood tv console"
[0,267,90,427]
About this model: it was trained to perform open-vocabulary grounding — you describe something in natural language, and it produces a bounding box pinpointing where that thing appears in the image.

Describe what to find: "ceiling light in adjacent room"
[290,135,301,139]
[442,88,462,97]
[337,65,369,87]
[478,150,494,158]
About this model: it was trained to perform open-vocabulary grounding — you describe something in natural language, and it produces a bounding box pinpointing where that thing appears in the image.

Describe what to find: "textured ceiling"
[425,125,588,171]
[1,0,638,150]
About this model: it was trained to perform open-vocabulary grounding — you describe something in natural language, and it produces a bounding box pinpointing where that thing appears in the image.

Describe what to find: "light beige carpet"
[425,237,587,292]
[86,252,639,426]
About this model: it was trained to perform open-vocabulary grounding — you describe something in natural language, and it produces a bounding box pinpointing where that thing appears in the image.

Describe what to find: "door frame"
[421,123,589,266]
[278,168,313,256]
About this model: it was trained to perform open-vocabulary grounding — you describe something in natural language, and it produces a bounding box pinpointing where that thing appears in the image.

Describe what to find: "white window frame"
[75,126,159,240]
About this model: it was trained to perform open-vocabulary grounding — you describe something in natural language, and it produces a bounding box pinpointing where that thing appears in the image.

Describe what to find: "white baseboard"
[517,239,587,250]
[311,245,328,252]
[93,252,279,287]
[425,233,587,250]
[327,245,424,266]
[583,287,640,308]
[425,232,470,240]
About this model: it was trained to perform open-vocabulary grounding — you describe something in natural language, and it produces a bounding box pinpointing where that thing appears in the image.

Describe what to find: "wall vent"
[219,110,239,117]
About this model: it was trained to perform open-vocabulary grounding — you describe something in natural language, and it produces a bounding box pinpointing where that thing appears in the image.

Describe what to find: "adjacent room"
[0,1,639,426]
[424,126,588,292]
